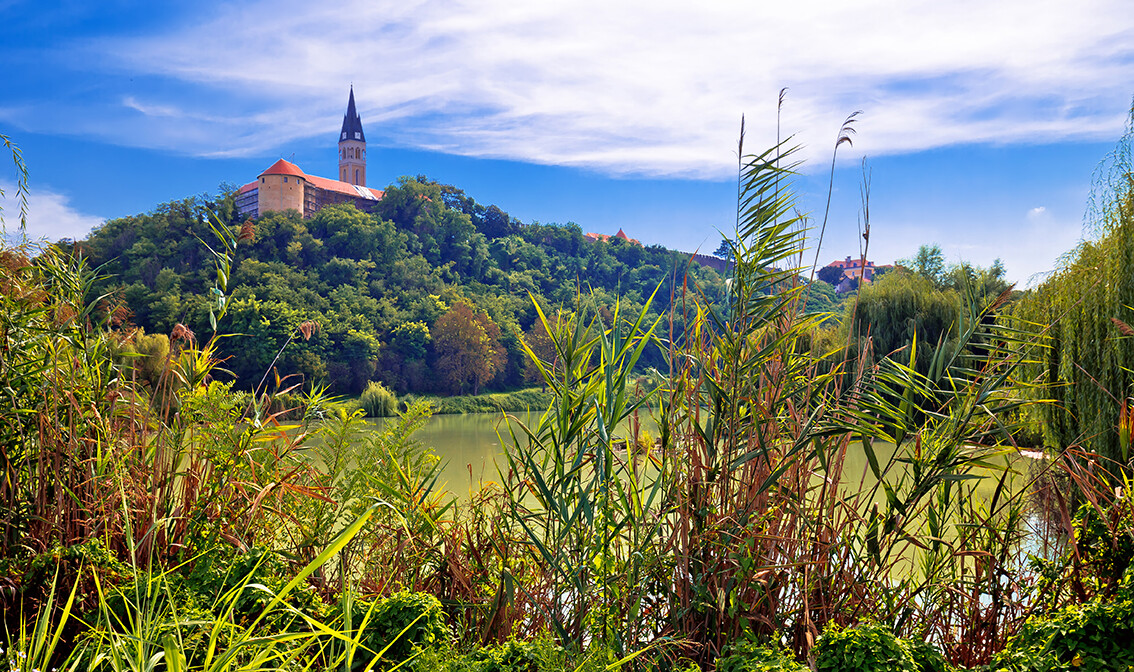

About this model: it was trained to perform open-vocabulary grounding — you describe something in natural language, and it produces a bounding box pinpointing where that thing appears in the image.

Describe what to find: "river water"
[363,411,1024,502]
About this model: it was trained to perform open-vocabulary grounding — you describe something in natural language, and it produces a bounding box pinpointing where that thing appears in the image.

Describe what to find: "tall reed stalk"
[498,118,1037,668]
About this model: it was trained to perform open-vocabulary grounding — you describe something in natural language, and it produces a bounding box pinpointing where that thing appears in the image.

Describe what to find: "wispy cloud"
[123,96,184,118]
[15,0,1134,177]
[0,181,105,243]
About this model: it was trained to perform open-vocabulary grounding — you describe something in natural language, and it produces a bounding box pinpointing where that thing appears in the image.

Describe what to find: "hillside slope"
[73,177,729,395]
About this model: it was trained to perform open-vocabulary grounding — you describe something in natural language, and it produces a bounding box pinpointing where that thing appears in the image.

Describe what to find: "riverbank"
[335,386,555,416]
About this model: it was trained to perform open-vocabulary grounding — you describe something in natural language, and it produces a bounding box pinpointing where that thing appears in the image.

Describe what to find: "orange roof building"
[825,255,887,282]
[236,87,384,219]
[584,228,641,246]
[822,255,892,292]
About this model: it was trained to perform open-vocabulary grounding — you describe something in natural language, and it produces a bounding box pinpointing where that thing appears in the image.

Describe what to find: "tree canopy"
[71,178,728,396]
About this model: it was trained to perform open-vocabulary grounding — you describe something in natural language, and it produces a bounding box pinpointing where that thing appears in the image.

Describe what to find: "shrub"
[904,638,951,672]
[991,592,1134,672]
[360,380,398,417]
[1072,496,1134,590]
[814,622,917,672]
[413,637,568,672]
[343,591,448,667]
[398,392,420,413]
[426,388,552,414]
[470,638,567,672]
[129,331,170,391]
[180,545,324,631]
[716,641,807,672]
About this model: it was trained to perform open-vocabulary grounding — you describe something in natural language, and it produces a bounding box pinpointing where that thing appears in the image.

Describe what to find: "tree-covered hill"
[71,177,730,395]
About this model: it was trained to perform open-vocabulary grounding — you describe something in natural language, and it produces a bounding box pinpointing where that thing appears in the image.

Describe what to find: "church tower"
[338,87,366,186]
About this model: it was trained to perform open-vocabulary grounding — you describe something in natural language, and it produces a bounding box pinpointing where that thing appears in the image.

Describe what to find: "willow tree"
[844,268,962,373]
[1014,101,1134,463]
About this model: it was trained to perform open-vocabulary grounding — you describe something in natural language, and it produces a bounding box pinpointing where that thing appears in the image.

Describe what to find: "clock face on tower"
[341,132,347,140]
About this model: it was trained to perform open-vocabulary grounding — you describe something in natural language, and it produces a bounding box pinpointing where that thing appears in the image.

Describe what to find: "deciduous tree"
[432,301,505,394]
[817,264,844,286]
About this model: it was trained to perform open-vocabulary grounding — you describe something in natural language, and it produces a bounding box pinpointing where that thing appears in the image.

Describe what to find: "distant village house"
[822,255,890,293]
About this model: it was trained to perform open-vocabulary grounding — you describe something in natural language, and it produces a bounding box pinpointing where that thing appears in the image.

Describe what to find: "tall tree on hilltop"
[713,238,734,261]
[900,243,946,288]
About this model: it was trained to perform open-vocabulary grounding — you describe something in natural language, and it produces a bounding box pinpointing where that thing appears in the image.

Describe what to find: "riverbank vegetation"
[4,106,1134,671]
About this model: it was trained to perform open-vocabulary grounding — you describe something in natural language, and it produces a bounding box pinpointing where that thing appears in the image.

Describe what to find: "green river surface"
[362,412,1026,501]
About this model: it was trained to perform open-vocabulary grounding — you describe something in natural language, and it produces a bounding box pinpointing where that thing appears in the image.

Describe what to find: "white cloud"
[23,0,1134,177]
[123,96,184,118]
[0,181,105,243]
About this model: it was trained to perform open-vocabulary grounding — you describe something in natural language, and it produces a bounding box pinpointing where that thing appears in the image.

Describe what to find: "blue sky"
[2,0,1132,285]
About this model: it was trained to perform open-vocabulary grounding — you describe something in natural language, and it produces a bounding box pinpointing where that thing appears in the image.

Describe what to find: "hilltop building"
[236,87,384,219]
[584,228,640,246]
[823,255,890,293]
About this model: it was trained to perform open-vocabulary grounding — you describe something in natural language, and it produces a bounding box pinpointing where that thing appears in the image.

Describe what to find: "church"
[235,88,385,219]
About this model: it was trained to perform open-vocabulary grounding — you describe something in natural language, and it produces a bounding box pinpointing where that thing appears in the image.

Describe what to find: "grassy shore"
[337,386,556,416]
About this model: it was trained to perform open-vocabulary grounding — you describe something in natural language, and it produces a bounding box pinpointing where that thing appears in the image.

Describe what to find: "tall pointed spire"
[340,86,365,142]
[338,87,367,186]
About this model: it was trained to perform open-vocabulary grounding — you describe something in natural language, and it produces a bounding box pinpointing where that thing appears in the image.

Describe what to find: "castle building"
[236,87,384,219]
[584,228,640,245]
[823,255,891,293]
[826,255,883,282]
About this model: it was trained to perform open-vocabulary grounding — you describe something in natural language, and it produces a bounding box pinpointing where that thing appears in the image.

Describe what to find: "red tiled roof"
[245,159,384,207]
[259,159,307,178]
[586,230,640,246]
[829,258,874,269]
[304,174,383,200]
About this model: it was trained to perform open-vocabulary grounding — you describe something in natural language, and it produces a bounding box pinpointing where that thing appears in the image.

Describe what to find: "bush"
[343,591,448,667]
[814,622,918,672]
[991,591,1134,672]
[717,641,807,672]
[469,638,566,672]
[181,545,324,628]
[360,380,398,417]
[905,638,951,672]
[1071,496,1134,590]
[428,388,552,414]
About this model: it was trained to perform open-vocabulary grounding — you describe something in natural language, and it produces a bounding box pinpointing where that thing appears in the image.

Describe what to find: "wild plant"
[0,247,144,559]
[359,381,398,418]
[276,399,454,593]
[1,569,84,672]
[74,505,389,672]
[494,115,1041,669]
[501,286,669,659]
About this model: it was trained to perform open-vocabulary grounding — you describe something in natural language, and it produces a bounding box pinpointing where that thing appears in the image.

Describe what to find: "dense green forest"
[68,172,1015,404]
[70,176,731,395]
